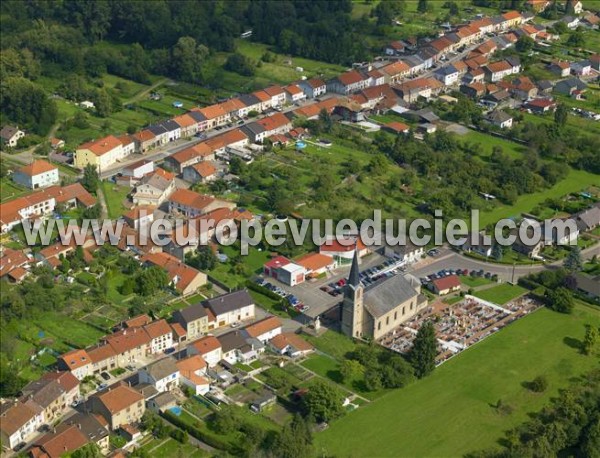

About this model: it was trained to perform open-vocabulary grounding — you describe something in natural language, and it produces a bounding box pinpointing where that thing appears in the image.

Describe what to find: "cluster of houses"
[0,288,315,454]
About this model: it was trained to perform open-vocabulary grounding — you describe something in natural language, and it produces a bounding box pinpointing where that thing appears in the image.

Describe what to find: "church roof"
[348,248,360,288]
[364,274,419,318]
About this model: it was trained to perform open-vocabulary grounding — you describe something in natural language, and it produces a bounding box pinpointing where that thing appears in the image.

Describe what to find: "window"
[386,317,389,325]
[378,321,381,331]
[402,306,406,315]
[394,311,397,320]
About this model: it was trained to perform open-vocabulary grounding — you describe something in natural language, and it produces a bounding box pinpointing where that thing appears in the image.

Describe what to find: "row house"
[219,98,246,119]
[164,142,215,174]
[143,319,174,354]
[365,68,386,87]
[242,316,282,344]
[132,129,157,153]
[205,289,255,328]
[103,327,151,367]
[483,58,520,82]
[182,161,218,184]
[384,40,406,56]
[188,110,208,132]
[162,119,181,141]
[118,135,136,156]
[498,76,538,101]
[252,90,272,112]
[242,112,293,143]
[19,371,80,424]
[263,85,287,107]
[0,400,44,449]
[238,93,262,116]
[168,188,235,218]
[174,304,210,341]
[327,70,370,95]
[298,78,327,99]
[217,330,262,365]
[380,60,410,84]
[404,55,427,76]
[204,128,248,155]
[74,135,126,171]
[147,124,169,146]
[434,64,460,86]
[498,11,523,31]
[396,78,442,103]
[284,84,306,104]
[173,113,199,137]
[470,17,494,34]
[195,104,229,130]
[351,84,398,110]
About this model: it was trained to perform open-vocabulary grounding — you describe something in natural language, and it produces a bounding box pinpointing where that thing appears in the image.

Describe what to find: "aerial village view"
[0,1,599,457]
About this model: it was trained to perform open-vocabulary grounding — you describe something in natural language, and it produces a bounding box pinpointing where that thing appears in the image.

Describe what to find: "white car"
[231,321,240,328]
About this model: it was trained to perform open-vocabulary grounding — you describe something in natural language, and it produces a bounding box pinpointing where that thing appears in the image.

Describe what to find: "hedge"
[160,410,231,452]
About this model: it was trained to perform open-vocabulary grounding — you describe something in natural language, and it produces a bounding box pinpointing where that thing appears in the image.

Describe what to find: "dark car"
[100,372,111,381]
[14,442,26,452]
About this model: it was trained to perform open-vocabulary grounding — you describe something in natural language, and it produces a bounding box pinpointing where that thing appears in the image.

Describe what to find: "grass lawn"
[480,169,600,227]
[101,181,130,219]
[0,178,29,203]
[149,438,208,458]
[316,304,600,457]
[473,283,528,305]
[460,130,526,159]
[303,330,359,360]
[461,275,494,288]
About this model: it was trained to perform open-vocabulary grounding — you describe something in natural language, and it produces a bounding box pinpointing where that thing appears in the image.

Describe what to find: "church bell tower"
[341,248,363,338]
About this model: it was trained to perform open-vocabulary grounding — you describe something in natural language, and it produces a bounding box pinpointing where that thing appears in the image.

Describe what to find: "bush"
[161,411,232,451]
[529,375,548,393]
[170,428,188,444]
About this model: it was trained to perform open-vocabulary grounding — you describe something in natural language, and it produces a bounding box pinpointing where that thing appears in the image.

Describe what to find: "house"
[298,78,327,99]
[429,275,461,295]
[121,160,155,181]
[554,78,587,97]
[188,110,208,132]
[242,112,293,143]
[434,64,460,86]
[269,332,314,357]
[205,290,255,327]
[86,343,118,375]
[12,160,59,189]
[526,0,551,12]
[196,104,230,129]
[147,392,178,413]
[173,113,199,138]
[252,90,273,112]
[571,60,592,76]
[90,383,145,430]
[380,61,411,84]
[487,110,513,129]
[319,236,369,264]
[0,125,25,147]
[575,204,600,232]
[582,13,600,29]
[50,137,65,150]
[383,121,410,135]
[573,272,600,300]
[263,86,287,107]
[140,252,207,295]
[250,393,277,413]
[462,232,493,257]
[243,316,282,344]
[132,168,176,206]
[263,256,305,286]
[461,82,487,99]
[590,54,600,71]
[204,128,248,155]
[381,242,424,264]
[384,40,405,56]
[549,61,572,77]
[219,98,247,119]
[164,143,215,174]
[484,60,517,82]
[132,130,157,153]
[284,84,306,104]
[293,252,335,278]
[0,400,44,449]
[28,422,89,458]
[561,15,580,29]
[143,319,174,354]
[565,0,582,14]
[524,97,557,113]
[57,349,93,380]
[395,78,433,102]
[173,304,210,341]
[176,355,210,395]
[187,336,222,366]
[161,119,182,142]
[217,330,259,364]
[182,161,218,183]
[62,412,110,453]
[327,70,370,95]
[103,327,151,368]
[139,357,179,392]
[20,371,80,424]
[147,124,169,146]
[74,135,125,171]
[366,68,386,87]
[118,135,136,156]
[500,11,523,30]
[501,76,538,100]
[169,189,235,218]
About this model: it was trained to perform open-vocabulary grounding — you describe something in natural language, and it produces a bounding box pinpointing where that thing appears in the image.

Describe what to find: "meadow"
[316,303,600,457]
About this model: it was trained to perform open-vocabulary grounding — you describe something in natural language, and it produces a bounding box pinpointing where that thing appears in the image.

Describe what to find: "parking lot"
[257,251,417,319]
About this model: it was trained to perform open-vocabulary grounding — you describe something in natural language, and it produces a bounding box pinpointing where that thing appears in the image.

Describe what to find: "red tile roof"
[59,349,91,371]
[77,135,122,156]
[385,121,410,133]
[17,160,57,177]
[190,161,217,178]
[337,70,366,86]
[432,275,461,291]
[192,335,221,355]
[244,316,282,339]
[296,252,335,272]
[169,188,215,210]
[94,383,143,414]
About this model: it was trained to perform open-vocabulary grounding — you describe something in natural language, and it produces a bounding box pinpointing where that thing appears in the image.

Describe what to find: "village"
[1,1,600,457]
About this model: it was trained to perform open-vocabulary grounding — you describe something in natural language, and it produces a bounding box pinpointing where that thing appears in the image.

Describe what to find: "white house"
[327,71,370,95]
[269,333,314,358]
[138,358,179,393]
[284,84,306,104]
[298,78,327,99]
[188,336,222,367]
[143,319,174,354]
[0,126,25,147]
[0,400,44,449]
[176,355,210,395]
[12,160,59,189]
[487,110,513,129]
[74,135,126,171]
[434,65,460,86]
[205,290,255,327]
[242,316,282,344]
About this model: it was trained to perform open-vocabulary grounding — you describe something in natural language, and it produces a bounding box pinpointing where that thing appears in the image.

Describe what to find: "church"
[341,250,427,341]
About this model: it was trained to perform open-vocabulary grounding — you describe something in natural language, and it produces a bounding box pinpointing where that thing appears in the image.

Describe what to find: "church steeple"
[348,245,360,288]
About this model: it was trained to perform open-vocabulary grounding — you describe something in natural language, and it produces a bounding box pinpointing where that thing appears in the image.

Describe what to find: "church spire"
[348,245,360,287]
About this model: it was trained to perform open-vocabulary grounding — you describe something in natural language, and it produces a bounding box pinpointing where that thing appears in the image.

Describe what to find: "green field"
[481,168,600,227]
[101,181,130,219]
[460,130,526,159]
[316,304,600,457]
[0,178,29,203]
[460,275,494,288]
[473,283,528,305]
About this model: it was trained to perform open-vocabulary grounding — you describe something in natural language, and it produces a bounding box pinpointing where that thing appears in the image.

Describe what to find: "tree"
[301,379,346,422]
[340,359,364,382]
[410,320,437,378]
[83,203,102,219]
[273,414,313,458]
[81,164,100,193]
[170,37,208,83]
[516,35,535,53]
[554,103,569,127]
[544,287,574,314]
[567,29,585,48]
[417,0,429,13]
[318,108,333,133]
[135,266,169,296]
[529,375,548,392]
[582,325,598,355]
[224,53,256,77]
[492,243,503,261]
[563,246,583,272]
[379,355,415,388]
[212,405,238,434]
[71,443,102,458]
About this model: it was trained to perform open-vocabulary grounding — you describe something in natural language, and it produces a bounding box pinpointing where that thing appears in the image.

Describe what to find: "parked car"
[231,321,240,328]
[100,372,111,381]
[98,383,108,391]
